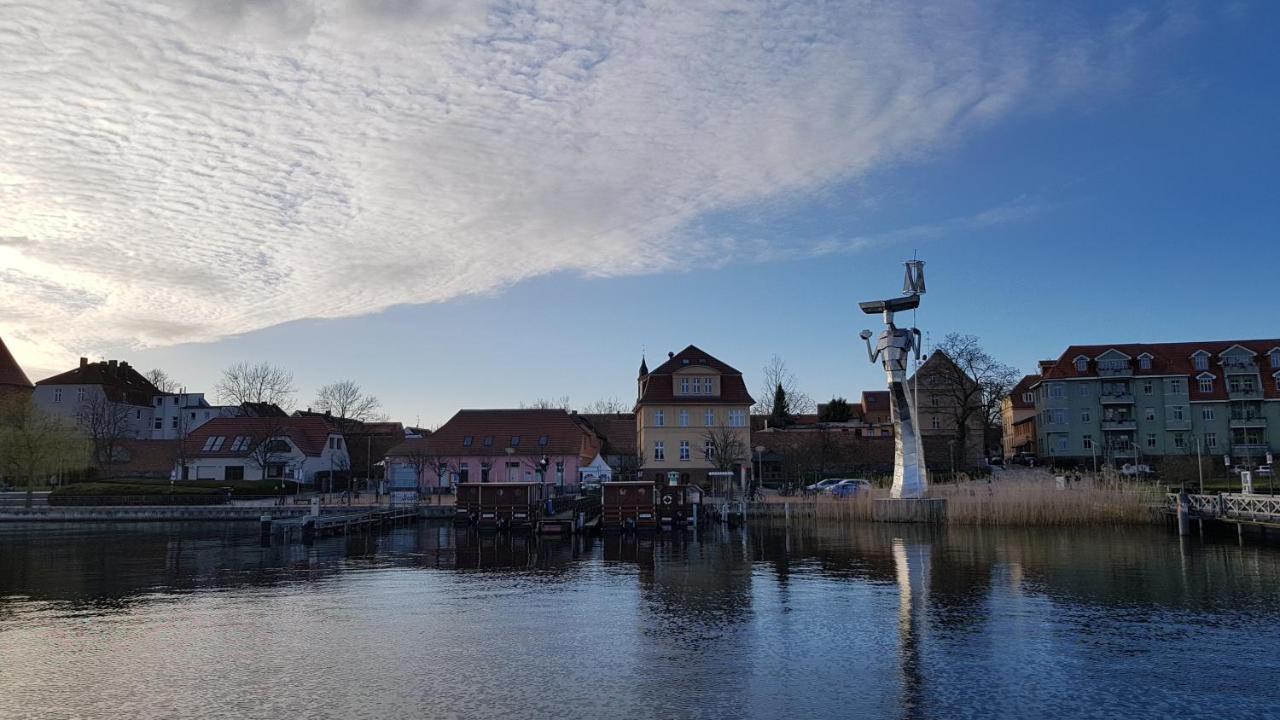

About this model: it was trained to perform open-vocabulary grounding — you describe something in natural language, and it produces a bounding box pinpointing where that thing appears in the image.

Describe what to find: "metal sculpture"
[859,260,928,499]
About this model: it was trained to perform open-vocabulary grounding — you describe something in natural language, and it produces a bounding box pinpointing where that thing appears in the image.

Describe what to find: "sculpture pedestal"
[873,498,947,524]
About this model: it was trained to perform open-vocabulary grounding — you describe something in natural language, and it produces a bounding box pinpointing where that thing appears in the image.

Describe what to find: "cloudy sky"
[2,1,1277,424]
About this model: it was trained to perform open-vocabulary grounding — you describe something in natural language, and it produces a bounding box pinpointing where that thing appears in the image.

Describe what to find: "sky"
[1,1,1277,426]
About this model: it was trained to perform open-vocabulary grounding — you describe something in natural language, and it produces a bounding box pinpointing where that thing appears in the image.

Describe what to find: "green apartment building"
[1033,340,1280,467]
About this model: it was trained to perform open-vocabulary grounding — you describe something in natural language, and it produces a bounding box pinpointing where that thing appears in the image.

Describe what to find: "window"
[679,410,689,427]
[483,436,493,447]
[930,395,939,407]
[1143,380,1153,395]
[1198,376,1214,393]
[1146,433,1157,448]
[171,417,178,430]
[704,410,715,427]
[1048,409,1066,425]
[77,388,87,402]
[506,462,519,482]
[153,417,163,430]
[654,441,665,461]
[135,409,141,419]
[1078,384,1091,397]
[459,463,469,483]
[172,396,179,405]
[211,436,225,452]
[1172,406,1185,421]
[679,441,690,461]
[1228,376,1241,393]
[1193,354,1208,370]
[154,397,162,406]
[1049,384,1065,399]
[1169,379,1184,394]
[1099,359,1127,371]
[1275,373,1280,391]
[555,461,564,484]
[1173,433,1186,449]
[1202,408,1215,421]
[1083,435,1093,450]
[1138,355,1152,370]
[1144,407,1155,422]
[1271,350,1280,369]
[463,436,473,447]
[728,410,745,427]
[930,415,940,430]
[1023,392,1033,404]
[704,440,714,460]
[700,378,712,395]
[1081,410,1091,423]
[1056,438,1068,452]
[54,388,62,403]
[230,436,248,452]
[1206,433,1217,449]
[680,377,690,394]
[654,410,665,427]
[538,435,549,446]
[510,436,520,447]
[480,463,490,483]
[1074,357,1088,372]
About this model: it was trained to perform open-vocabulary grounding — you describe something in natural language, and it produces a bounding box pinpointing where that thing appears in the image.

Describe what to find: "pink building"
[384,409,602,493]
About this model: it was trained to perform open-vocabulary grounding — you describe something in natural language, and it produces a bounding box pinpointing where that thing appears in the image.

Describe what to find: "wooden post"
[1176,491,1190,537]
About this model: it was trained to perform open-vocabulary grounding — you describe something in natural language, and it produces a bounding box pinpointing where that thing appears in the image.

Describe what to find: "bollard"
[1176,491,1191,537]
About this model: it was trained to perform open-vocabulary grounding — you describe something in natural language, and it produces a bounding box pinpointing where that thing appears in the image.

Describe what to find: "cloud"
[0,0,1191,362]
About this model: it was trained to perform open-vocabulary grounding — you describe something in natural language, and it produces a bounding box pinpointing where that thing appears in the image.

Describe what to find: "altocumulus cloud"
[0,0,1193,364]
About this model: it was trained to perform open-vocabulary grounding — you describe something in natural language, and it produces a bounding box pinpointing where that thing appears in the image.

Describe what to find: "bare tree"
[245,416,294,482]
[0,397,91,507]
[580,396,629,414]
[754,355,814,416]
[914,334,1019,470]
[144,368,180,394]
[216,361,296,410]
[77,391,133,466]
[313,380,385,429]
[521,396,571,410]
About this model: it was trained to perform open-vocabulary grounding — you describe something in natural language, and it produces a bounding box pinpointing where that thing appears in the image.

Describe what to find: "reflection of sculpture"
[860,260,928,499]
[893,537,929,710]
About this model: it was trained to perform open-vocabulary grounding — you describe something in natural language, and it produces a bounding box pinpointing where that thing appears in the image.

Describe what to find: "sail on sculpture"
[859,260,928,499]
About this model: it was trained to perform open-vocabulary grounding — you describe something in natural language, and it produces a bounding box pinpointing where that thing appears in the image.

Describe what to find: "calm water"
[1,521,1278,720]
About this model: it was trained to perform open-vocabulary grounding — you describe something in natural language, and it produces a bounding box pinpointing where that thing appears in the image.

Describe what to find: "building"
[579,412,639,476]
[180,416,349,483]
[383,409,601,492]
[1033,339,1280,467]
[0,336,33,401]
[1001,374,1040,460]
[148,391,233,440]
[33,358,160,442]
[635,345,755,487]
[907,351,988,467]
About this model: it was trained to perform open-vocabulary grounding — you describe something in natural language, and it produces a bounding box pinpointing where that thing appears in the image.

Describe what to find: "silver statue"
[859,260,928,499]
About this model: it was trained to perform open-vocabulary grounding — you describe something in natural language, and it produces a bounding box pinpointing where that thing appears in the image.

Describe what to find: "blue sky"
[1,1,1277,425]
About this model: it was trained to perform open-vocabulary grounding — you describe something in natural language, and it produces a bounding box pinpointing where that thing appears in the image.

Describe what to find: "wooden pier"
[1166,492,1280,542]
[265,505,422,544]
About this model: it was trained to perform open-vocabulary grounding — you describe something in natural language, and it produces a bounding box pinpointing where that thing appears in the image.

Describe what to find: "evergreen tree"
[768,382,791,427]
[819,397,853,422]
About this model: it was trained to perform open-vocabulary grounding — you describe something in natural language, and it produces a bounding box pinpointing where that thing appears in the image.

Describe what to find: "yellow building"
[635,345,755,487]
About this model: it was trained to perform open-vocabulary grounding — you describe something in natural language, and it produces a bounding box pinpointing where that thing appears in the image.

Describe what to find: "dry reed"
[752,469,1163,526]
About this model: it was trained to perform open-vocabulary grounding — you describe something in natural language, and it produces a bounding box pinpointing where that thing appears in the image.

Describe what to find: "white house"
[179,416,349,484]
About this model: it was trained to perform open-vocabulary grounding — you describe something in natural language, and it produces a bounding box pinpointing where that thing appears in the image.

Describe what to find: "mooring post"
[1176,491,1191,537]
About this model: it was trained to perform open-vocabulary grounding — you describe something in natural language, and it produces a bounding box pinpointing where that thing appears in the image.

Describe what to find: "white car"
[1120,463,1154,477]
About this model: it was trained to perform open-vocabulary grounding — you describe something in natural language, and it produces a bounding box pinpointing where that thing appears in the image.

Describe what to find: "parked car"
[830,479,872,498]
[805,478,844,493]
[1120,463,1154,477]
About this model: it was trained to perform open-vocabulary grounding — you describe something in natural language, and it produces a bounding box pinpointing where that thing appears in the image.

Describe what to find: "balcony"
[1221,359,1257,372]
[1165,419,1192,431]
[1228,386,1263,400]
[1232,443,1269,458]
[1099,392,1134,404]
[1101,419,1136,431]
[1230,415,1268,429]
[1097,365,1133,378]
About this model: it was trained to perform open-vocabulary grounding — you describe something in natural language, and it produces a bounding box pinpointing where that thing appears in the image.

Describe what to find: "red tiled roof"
[1038,339,1280,400]
[0,336,32,389]
[36,359,158,405]
[185,416,336,457]
[1008,374,1041,409]
[637,345,754,406]
[388,409,600,459]
[579,413,637,456]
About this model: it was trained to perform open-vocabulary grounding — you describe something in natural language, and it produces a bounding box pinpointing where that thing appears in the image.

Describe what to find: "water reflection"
[1,521,1279,719]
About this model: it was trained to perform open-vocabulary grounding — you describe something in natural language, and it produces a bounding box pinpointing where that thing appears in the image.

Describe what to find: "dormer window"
[1074,357,1088,372]
[482,436,493,447]
[1138,354,1152,371]
[1193,352,1209,371]
[1197,374,1214,393]
[538,435,549,446]
[463,436,473,447]
[510,436,520,447]
[1271,350,1280,368]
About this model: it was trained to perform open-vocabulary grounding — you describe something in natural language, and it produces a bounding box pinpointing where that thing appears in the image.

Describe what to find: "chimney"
[79,357,88,368]
[120,361,129,370]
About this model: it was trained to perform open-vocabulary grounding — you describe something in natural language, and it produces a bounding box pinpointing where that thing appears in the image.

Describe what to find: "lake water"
[1,521,1278,719]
